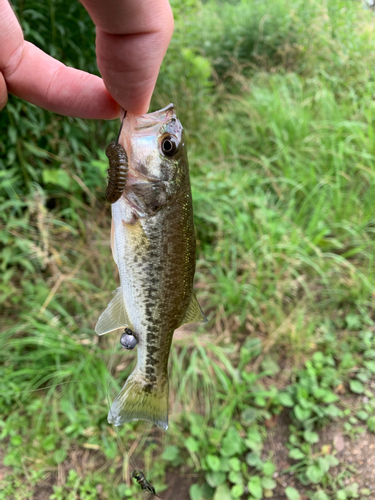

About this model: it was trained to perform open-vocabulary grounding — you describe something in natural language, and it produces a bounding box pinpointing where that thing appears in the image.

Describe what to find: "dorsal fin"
[180,293,207,327]
[95,287,133,335]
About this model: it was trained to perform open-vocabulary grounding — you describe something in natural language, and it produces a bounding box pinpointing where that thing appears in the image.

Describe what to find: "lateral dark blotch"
[145,365,155,376]
[143,384,154,394]
[146,352,157,363]
[147,345,159,355]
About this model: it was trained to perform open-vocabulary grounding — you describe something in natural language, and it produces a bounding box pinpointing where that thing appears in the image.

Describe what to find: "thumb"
[0,72,8,111]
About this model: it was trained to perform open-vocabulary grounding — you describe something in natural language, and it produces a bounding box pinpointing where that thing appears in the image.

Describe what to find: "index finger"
[81,0,174,114]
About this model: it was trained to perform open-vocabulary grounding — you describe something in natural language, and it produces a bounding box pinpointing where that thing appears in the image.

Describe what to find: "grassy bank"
[2,0,375,499]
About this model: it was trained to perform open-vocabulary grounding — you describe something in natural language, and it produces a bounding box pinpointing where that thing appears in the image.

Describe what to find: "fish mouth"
[132,103,176,131]
[118,104,177,152]
[144,103,175,118]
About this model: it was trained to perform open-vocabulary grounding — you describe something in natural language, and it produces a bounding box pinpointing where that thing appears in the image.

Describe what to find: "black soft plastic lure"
[105,111,128,204]
[132,470,161,498]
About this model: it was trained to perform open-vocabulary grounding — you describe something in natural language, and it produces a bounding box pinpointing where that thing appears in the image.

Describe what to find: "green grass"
[2,0,375,499]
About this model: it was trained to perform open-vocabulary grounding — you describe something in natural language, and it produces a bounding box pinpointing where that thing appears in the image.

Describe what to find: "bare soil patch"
[263,409,375,499]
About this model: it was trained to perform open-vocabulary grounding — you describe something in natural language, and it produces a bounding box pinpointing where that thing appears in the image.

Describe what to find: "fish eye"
[161,135,179,157]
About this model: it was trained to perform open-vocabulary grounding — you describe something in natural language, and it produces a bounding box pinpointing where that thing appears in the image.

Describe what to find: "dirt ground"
[265,412,375,499]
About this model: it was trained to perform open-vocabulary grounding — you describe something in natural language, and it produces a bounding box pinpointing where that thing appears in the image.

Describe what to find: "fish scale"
[96,104,206,430]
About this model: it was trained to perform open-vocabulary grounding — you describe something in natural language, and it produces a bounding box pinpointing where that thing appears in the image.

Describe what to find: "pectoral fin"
[180,293,207,326]
[95,287,133,335]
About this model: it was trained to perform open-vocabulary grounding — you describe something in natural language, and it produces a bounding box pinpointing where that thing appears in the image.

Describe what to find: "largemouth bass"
[96,104,205,430]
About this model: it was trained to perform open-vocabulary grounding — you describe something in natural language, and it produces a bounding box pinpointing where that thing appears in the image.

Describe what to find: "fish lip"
[146,103,175,117]
[120,104,178,144]
[132,103,176,130]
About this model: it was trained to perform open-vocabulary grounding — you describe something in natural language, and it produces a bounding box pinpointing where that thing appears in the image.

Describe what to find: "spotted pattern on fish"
[119,165,195,395]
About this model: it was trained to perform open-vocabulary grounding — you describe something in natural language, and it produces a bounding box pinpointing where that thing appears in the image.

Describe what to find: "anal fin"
[95,287,133,335]
[180,293,207,327]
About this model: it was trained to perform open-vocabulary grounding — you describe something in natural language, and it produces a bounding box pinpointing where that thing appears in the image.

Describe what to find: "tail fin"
[108,368,169,430]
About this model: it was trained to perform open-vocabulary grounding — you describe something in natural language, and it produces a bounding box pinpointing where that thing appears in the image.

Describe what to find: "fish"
[95,104,206,430]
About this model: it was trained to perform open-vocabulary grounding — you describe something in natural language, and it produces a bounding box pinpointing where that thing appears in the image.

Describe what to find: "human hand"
[0,0,173,119]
